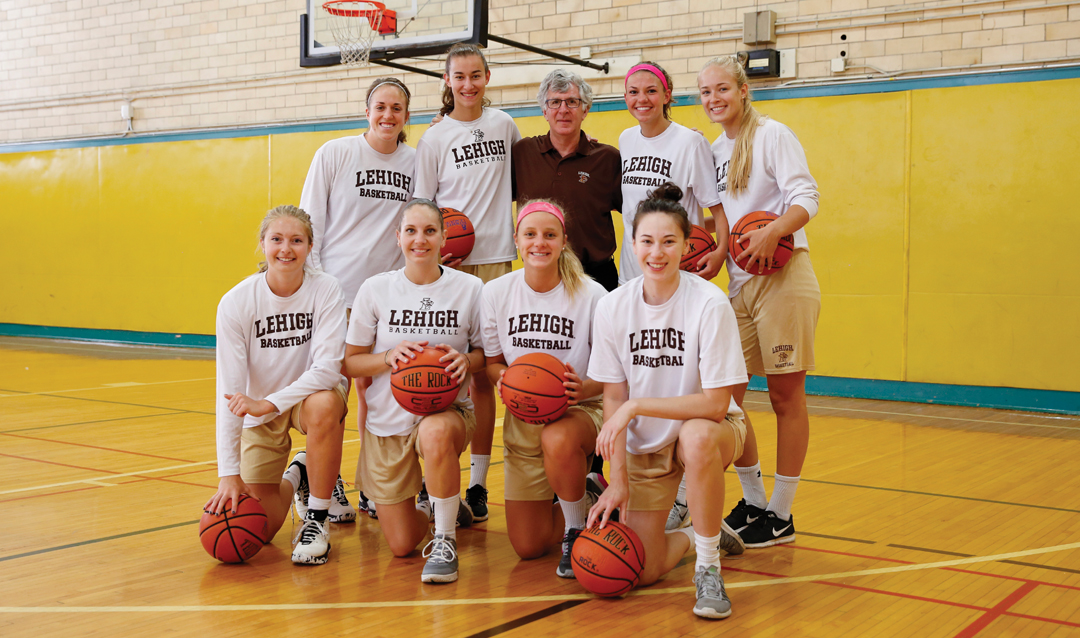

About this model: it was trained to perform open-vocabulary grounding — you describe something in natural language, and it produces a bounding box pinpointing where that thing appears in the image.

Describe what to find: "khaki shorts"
[457,261,512,284]
[240,383,349,484]
[626,415,747,511]
[503,400,605,502]
[730,249,821,377]
[359,405,477,505]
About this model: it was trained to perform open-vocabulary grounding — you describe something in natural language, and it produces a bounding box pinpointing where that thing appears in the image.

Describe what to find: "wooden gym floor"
[1,335,1078,637]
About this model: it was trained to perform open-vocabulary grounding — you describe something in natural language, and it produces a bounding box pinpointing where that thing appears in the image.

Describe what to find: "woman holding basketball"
[618,62,726,285]
[480,200,608,578]
[207,205,349,566]
[587,184,748,619]
[414,43,522,522]
[343,199,485,584]
[698,56,820,549]
[300,76,417,521]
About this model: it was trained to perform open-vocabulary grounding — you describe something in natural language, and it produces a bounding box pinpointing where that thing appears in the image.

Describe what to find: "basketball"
[680,224,717,272]
[500,352,569,424]
[390,346,462,416]
[199,494,269,564]
[728,211,795,276]
[571,522,646,597]
[440,208,475,262]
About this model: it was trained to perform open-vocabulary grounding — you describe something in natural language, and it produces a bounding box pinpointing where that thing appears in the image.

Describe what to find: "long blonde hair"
[700,56,767,197]
[517,199,588,300]
[257,205,314,273]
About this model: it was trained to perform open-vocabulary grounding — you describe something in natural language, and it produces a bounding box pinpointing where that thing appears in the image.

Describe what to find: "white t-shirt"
[215,270,347,476]
[347,267,484,437]
[481,270,608,401]
[618,122,722,283]
[414,108,523,266]
[713,118,819,298]
[299,134,415,308]
[587,272,746,455]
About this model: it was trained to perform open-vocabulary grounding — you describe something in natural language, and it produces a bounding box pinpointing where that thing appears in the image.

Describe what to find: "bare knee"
[419,419,457,456]
[303,392,344,433]
[679,421,723,468]
[510,534,549,560]
[387,537,417,558]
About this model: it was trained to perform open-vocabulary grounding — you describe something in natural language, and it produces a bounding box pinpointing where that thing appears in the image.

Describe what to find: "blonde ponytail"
[700,56,768,197]
[557,244,587,301]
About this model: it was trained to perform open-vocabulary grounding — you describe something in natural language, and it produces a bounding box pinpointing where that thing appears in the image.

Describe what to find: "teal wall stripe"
[747,376,1080,416]
[4,65,1080,154]
[3,322,1077,415]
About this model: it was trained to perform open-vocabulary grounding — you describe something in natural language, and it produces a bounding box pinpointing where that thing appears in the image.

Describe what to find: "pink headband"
[624,63,670,93]
[516,201,565,228]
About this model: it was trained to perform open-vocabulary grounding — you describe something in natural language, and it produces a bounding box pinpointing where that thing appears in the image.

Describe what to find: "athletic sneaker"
[416,484,433,522]
[692,565,732,619]
[665,499,690,531]
[585,472,618,522]
[421,534,459,583]
[556,528,583,579]
[457,497,474,528]
[357,491,378,519]
[724,498,767,533]
[465,484,488,522]
[287,451,310,516]
[291,511,331,565]
[719,520,746,556]
[739,511,796,548]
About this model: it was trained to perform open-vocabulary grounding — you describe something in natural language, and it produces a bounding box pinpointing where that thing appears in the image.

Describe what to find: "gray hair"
[537,69,594,112]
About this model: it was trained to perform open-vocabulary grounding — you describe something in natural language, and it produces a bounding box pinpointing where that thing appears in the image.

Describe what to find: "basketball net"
[322,1,385,66]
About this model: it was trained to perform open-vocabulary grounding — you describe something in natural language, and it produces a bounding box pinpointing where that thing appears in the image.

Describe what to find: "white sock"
[559,494,589,533]
[695,530,722,570]
[432,494,458,540]
[282,467,301,493]
[675,473,687,504]
[468,455,490,488]
[768,473,800,521]
[736,463,768,509]
[307,495,331,512]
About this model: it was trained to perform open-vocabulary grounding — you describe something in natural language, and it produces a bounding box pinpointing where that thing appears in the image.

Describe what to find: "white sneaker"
[666,499,690,531]
[291,512,331,565]
[328,476,357,523]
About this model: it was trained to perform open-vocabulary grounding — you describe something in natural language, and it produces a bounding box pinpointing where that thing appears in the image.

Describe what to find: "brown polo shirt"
[512,131,622,264]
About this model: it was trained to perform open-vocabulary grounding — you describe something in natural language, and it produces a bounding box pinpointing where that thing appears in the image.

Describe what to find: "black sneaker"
[739,511,795,548]
[556,528,583,579]
[464,484,488,522]
[357,491,378,520]
[724,498,767,533]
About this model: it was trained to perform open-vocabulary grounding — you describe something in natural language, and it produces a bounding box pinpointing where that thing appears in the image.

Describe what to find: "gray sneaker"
[665,499,690,530]
[693,565,732,619]
[421,533,459,583]
[719,520,746,556]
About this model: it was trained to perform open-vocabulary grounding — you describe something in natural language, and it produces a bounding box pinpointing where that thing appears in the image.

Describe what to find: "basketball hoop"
[322,1,396,66]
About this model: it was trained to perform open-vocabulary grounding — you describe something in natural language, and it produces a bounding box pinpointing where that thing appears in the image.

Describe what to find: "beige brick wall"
[1,0,1078,143]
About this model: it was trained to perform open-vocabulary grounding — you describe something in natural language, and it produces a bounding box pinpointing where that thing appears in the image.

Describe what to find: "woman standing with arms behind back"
[698,56,821,549]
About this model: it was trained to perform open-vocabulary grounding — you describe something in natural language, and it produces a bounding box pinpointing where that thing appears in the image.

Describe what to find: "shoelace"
[563,528,582,554]
[468,485,487,507]
[293,518,326,546]
[695,568,723,600]
[332,479,350,506]
[422,536,457,562]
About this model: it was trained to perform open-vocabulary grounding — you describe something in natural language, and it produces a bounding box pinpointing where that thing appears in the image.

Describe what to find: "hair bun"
[646,181,683,203]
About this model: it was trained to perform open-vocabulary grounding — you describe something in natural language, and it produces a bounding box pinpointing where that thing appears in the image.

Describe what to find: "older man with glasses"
[512,69,622,291]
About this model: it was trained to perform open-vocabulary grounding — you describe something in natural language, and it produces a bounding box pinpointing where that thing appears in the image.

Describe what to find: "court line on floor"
[744,399,1080,431]
[0,377,216,399]
[0,412,185,434]
[1,542,1077,612]
[0,432,197,463]
[0,388,214,415]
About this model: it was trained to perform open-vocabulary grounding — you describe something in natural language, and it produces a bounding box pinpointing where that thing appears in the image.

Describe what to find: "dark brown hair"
[440,43,492,117]
[627,60,674,121]
[365,77,411,144]
[632,182,691,240]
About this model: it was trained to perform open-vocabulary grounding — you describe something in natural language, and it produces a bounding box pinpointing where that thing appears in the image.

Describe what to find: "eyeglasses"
[544,98,583,110]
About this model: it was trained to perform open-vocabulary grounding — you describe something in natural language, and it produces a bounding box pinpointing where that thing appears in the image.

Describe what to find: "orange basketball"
[390,347,462,416]
[500,352,569,424]
[199,494,269,563]
[728,210,795,276]
[439,208,475,262]
[571,522,646,597]
[680,224,717,272]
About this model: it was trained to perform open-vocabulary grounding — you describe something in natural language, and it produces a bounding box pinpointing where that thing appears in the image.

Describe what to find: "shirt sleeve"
[413,132,440,201]
[467,279,485,351]
[347,279,379,347]
[299,145,332,271]
[771,124,820,219]
[688,132,722,209]
[586,298,626,384]
[480,282,502,358]
[263,279,347,413]
[698,295,748,390]
[215,294,249,478]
